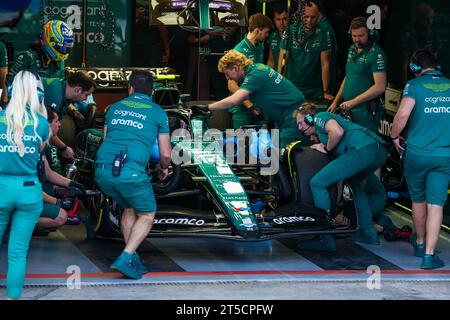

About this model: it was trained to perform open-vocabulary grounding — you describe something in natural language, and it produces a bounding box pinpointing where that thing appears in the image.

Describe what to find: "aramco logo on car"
[273,216,316,225]
[154,218,206,226]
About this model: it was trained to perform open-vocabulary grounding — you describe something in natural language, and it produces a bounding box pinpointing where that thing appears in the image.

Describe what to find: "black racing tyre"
[90,192,122,238]
[274,165,293,199]
[151,162,182,195]
[292,147,338,214]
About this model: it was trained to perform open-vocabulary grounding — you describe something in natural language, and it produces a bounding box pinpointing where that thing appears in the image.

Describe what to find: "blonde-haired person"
[209,50,309,148]
[0,70,50,300]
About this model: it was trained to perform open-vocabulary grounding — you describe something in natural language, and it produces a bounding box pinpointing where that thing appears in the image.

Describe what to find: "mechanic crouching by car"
[35,107,95,239]
[95,70,171,279]
[208,49,310,149]
[294,103,388,251]
[391,49,450,270]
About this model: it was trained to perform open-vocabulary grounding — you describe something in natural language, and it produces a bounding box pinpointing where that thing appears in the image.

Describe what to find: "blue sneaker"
[132,253,149,275]
[410,234,425,257]
[421,254,444,270]
[111,252,142,279]
[298,235,337,252]
[352,228,380,245]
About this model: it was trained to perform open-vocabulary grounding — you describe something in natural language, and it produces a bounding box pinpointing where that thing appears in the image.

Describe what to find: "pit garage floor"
[1,208,450,300]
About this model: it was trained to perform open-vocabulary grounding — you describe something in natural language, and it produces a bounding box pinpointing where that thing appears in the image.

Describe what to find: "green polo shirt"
[42,78,68,118]
[239,63,306,125]
[342,43,386,132]
[280,23,332,99]
[234,36,264,63]
[314,112,386,156]
[402,70,450,157]
[343,43,386,102]
[317,17,337,94]
[6,44,64,86]
[96,93,169,172]
[268,31,283,71]
[0,110,49,176]
[0,41,7,68]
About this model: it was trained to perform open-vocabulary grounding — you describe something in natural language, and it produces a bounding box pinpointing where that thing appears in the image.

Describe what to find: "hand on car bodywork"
[310,143,327,154]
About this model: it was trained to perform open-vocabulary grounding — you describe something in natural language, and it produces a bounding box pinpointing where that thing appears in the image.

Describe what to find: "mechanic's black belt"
[96,163,113,170]
[23,181,36,186]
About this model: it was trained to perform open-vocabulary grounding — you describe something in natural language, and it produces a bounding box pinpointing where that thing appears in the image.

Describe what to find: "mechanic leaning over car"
[328,17,387,134]
[0,70,49,300]
[391,49,450,270]
[295,103,388,251]
[95,70,172,279]
[41,71,96,161]
[208,49,310,149]
[228,13,273,129]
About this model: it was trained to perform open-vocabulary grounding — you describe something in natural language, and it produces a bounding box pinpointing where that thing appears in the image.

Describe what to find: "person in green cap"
[0,40,8,108]
[229,13,273,129]
[208,49,310,148]
[328,16,387,134]
[267,5,288,72]
[278,1,334,101]
[0,70,49,300]
[391,49,450,270]
[294,102,388,250]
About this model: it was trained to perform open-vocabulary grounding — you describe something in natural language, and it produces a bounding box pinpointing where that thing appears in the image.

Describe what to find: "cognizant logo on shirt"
[0,145,37,154]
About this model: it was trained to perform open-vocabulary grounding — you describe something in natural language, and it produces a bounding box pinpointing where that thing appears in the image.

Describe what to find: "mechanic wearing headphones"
[328,17,387,134]
[95,70,172,279]
[277,1,334,101]
[294,103,388,250]
[228,13,273,129]
[208,49,310,148]
[391,49,450,269]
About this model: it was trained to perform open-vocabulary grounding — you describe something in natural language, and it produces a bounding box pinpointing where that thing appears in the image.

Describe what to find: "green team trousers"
[310,143,387,230]
[0,175,43,299]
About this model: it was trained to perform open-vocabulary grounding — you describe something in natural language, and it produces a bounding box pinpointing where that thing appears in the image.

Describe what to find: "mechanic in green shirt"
[278,1,333,101]
[267,5,288,72]
[391,49,450,270]
[328,17,387,134]
[294,103,388,250]
[41,71,96,161]
[0,40,8,108]
[0,70,49,299]
[208,50,310,148]
[315,0,338,96]
[229,13,273,129]
[95,70,172,279]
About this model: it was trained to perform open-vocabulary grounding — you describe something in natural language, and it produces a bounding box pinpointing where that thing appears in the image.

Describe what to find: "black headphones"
[348,17,378,41]
[409,49,441,74]
[297,106,315,126]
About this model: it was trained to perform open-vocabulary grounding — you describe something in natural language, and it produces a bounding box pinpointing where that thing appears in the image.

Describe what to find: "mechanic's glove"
[248,105,264,121]
[69,181,85,194]
[56,198,75,211]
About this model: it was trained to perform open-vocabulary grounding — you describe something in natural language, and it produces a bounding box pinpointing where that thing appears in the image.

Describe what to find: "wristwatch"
[324,145,329,153]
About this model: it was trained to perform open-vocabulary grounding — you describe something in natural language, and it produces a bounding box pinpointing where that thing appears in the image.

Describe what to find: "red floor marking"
[1,269,450,280]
